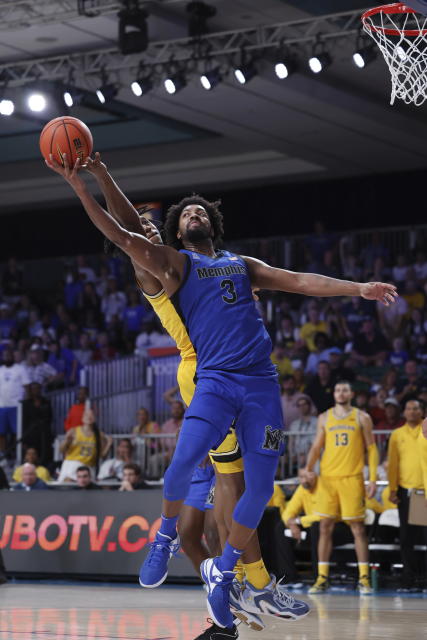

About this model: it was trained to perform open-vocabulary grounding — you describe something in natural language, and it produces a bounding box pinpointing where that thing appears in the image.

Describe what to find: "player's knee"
[320,518,335,534]
[349,520,366,537]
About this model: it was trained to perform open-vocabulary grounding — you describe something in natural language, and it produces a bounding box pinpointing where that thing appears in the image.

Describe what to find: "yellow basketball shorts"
[177,359,244,474]
[315,474,365,521]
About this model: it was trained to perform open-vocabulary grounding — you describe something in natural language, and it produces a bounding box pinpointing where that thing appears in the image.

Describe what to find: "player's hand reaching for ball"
[360,282,398,306]
[45,153,85,192]
[84,151,108,179]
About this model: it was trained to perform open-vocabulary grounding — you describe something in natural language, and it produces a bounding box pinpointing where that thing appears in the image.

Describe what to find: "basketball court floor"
[1,582,426,640]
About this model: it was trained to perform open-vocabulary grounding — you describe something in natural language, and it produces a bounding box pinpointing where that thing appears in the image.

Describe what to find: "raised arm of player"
[84,152,142,233]
[243,256,397,306]
[45,154,185,294]
[304,413,326,472]
[359,410,378,499]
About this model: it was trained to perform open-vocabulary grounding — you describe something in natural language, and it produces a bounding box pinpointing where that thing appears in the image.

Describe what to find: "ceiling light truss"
[0,7,367,88]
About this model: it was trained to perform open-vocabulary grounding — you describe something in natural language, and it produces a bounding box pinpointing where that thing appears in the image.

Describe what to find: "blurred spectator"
[0,465,9,489]
[354,389,370,413]
[64,387,89,432]
[22,382,53,465]
[24,345,58,388]
[64,267,84,310]
[123,290,147,338]
[377,293,408,341]
[132,407,159,435]
[13,447,51,483]
[388,337,409,368]
[288,396,317,466]
[58,407,111,482]
[76,255,96,283]
[329,351,356,386]
[412,250,427,282]
[0,303,17,340]
[77,282,101,324]
[300,304,328,352]
[281,375,306,427]
[92,332,116,361]
[154,401,185,474]
[304,221,336,268]
[134,320,175,356]
[47,340,79,387]
[403,279,425,312]
[396,360,426,405]
[318,250,338,279]
[408,308,427,342]
[392,254,409,285]
[305,333,337,375]
[324,300,348,345]
[342,297,373,337]
[275,315,300,357]
[414,334,427,366]
[76,465,99,490]
[101,276,126,324]
[352,317,389,366]
[98,438,134,480]
[342,253,362,282]
[74,333,94,366]
[13,463,49,491]
[305,361,334,413]
[369,388,387,425]
[2,257,23,301]
[376,398,404,431]
[360,232,389,272]
[119,462,150,490]
[96,265,110,298]
[0,347,29,455]
[271,342,294,378]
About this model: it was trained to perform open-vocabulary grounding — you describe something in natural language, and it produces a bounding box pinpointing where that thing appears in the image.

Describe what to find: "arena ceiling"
[1,0,427,213]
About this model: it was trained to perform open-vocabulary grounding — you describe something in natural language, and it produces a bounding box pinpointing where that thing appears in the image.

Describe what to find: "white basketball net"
[363,6,427,106]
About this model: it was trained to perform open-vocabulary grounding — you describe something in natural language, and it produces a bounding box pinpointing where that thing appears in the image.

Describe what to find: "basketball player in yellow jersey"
[420,418,427,505]
[304,381,379,595]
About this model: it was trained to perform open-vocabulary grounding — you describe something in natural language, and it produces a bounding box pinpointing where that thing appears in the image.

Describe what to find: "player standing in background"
[46,152,396,632]
[304,381,378,594]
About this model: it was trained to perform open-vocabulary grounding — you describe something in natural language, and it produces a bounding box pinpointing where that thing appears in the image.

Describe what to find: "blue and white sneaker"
[239,575,310,621]
[229,582,265,631]
[139,532,180,588]
[201,557,235,629]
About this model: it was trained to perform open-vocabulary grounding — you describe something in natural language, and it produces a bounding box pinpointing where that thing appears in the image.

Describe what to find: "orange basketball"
[39,116,93,167]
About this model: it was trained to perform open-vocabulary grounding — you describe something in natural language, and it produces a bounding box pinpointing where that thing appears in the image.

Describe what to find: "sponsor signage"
[0,490,195,577]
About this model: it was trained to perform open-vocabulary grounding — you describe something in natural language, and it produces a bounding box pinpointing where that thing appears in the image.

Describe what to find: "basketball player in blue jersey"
[47,153,397,634]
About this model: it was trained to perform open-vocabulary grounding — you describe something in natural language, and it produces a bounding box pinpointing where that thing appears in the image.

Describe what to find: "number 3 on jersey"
[335,432,349,446]
[220,279,238,304]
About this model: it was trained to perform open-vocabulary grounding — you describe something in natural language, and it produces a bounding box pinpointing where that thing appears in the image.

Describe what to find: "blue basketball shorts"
[0,407,17,436]
[185,368,285,459]
[184,464,216,511]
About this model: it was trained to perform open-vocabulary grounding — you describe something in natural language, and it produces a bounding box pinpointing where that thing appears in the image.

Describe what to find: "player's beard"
[185,226,211,243]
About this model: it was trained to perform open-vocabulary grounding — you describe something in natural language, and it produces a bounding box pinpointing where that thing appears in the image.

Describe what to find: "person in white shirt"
[24,345,58,388]
[101,276,127,324]
[76,255,96,283]
[0,347,29,454]
[134,320,175,356]
[97,437,134,480]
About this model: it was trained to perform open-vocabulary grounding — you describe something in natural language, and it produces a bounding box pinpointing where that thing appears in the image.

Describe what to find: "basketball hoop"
[362,3,427,105]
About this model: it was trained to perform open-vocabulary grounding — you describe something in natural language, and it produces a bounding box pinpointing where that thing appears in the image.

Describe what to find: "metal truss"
[0,6,368,87]
[0,1,120,29]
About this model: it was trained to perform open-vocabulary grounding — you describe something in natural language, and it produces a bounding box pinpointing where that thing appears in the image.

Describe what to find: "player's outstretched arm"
[359,411,378,499]
[45,154,185,289]
[304,413,326,472]
[84,152,141,233]
[243,256,397,306]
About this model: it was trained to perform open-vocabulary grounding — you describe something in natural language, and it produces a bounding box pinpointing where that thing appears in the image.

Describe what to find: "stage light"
[118,5,148,55]
[63,91,73,107]
[186,1,216,37]
[200,67,221,90]
[274,56,297,79]
[308,52,331,74]
[28,92,47,112]
[96,83,117,104]
[164,73,186,95]
[0,99,14,116]
[131,76,153,97]
[353,45,376,69]
[234,62,257,85]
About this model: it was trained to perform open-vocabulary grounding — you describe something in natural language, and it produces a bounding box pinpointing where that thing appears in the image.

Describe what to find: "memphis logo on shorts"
[262,425,284,452]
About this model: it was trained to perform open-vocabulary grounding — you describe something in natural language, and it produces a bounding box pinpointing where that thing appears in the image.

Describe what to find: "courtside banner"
[0,490,195,577]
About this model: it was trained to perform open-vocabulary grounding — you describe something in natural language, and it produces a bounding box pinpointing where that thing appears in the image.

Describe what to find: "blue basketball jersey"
[171,249,273,373]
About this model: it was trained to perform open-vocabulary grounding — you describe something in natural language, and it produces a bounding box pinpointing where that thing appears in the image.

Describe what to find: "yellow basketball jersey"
[65,426,97,466]
[320,407,364,477]
[143,289,195,361]
[418,429,427,493]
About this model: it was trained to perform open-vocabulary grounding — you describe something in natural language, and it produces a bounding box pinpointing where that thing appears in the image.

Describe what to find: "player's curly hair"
[164,195,224,249]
